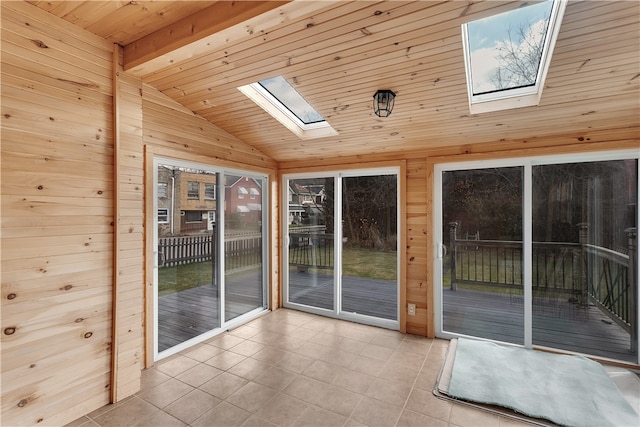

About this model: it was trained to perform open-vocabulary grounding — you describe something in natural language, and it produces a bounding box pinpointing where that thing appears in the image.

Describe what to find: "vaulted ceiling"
[27,1,640,163]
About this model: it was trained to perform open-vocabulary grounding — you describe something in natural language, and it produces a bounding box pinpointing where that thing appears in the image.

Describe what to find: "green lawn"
[158,246,398,296]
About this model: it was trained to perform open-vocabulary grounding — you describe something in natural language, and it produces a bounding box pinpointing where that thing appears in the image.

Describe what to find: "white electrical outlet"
[408,303,416,316]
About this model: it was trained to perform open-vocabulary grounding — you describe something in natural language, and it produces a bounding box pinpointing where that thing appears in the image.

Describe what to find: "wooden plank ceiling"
[28,1,640,163]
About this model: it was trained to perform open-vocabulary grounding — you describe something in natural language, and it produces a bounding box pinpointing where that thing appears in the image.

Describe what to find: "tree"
[489,18,548,90]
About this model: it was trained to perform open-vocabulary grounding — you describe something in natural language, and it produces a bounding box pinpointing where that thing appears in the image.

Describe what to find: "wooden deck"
[288,270,398,320]
[158,269,263,352]
[443,289,636,363]
[158,270,635,363]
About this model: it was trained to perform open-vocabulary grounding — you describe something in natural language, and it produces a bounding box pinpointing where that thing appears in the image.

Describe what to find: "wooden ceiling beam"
[123,1,289,72]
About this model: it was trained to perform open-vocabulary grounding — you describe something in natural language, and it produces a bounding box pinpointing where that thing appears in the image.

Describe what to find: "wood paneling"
[1,2,114,425]
[2,0,639,423]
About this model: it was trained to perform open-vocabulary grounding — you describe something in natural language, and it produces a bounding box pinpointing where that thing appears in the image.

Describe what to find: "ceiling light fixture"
[373,90,396,117]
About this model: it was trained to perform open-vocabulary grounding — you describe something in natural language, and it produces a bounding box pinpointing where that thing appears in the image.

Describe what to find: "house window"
[205,183,216,200]
[158,208,169,223]
[187,181,199,199]
[158,182,168,198]
[238,76,338,140]
[249,188,259,200]
[238,187,248,199]
[461,0,566,114]
[185,210,202,223]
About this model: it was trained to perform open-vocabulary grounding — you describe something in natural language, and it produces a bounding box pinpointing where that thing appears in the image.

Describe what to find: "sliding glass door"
[283,168,399,328]
[154,158,267,359]
[435,151,639,364]
[440,166,524,345]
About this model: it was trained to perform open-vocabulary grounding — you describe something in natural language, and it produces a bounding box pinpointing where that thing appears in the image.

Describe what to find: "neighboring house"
[157,167,217,237]
[225,176,262,227]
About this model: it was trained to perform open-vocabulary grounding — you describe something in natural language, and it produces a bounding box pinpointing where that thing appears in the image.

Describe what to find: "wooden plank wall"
[1,2,114,425]
[141,84,279,367]
[112,49,145,402]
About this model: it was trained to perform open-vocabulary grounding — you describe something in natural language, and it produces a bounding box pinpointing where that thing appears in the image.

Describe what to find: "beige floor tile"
[312,331,344,348]
[405,388,452,422]
[270,334,307,351]
[134,410,186,427]
[191,401,251,427]
[228,324,261,340]
[339,337,368,354]
[288,326,321,341]
[92,397,159,427]
[209,333,246,350]
[255,393,310,426]
[359,344,395,362]
[275,350,315,373]
[137,377,194,409]
[249,330,283,344]
[449,403,501,427]
[182,343,225,362]
[64,416,96,427]
[348,354,386,377]
[241,414,278,427]
[396,408,448,427]
[413,369,438,392]
[365,377,412,407]
[369,333,405,350]
[304,359,347,383]
[294,405,349,427]
[227,357,272,381]
[225,381,277,412]
[283,375,330,406]
[155,355,201,377]
[204,350,247,371]
[199,372,248,400]
[319,348,358,368]
[229,339,266,357]
[175,362,223,387]
[295,341,332,359]
[350,396,403,427]
[331,368,375,394]
[378,361,422,384]
[397,338,433,356]
[163,389,220,424]
[254,365,300,391]
[251,346,289,364]
[317,385,363,418]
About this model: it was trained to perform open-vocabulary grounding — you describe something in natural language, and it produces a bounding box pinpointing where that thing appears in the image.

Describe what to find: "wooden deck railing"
[288,232,334,271]
[448,222,637,350]
[158,233,261,271]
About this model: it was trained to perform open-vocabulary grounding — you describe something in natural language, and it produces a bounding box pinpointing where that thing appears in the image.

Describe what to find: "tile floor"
[68,309,533,427]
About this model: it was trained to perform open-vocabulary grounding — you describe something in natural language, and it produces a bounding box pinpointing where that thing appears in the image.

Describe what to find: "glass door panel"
[441,167,524,344]
[341,175,398,320]
[224,175,265,322]
[156,164,220,353]
[532,160,638,363]
[287,177,335,310]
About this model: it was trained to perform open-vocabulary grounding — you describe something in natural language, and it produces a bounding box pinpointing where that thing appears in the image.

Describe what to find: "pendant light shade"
[373,90,396,117]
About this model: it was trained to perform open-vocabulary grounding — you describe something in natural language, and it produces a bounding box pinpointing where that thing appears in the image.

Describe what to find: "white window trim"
[433,148,639,364]
[238,83,338,140]
[461,0,567,114]
[158,208,169,223]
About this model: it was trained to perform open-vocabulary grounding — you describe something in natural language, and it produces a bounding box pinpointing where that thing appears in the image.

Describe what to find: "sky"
[466,0,554,93]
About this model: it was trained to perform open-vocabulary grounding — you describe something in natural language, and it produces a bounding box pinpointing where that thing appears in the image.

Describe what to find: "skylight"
[238,76,338,140]
[462,0,566,114]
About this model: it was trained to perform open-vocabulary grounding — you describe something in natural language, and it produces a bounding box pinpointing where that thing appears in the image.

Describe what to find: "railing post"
[626,227,637,354]
[577,223,589,305]
[449,222,458,291]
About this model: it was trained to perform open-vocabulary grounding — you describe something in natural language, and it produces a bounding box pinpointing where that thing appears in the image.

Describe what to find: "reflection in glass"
[532,160,638,362]
[442,167,524,344]
[341,175,398,320]
[224,175,264,322]
[156,165,220,352]
[287,177,335,310]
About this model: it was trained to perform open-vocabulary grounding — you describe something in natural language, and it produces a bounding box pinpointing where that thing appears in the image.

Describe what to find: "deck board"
[157,270,635,363]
